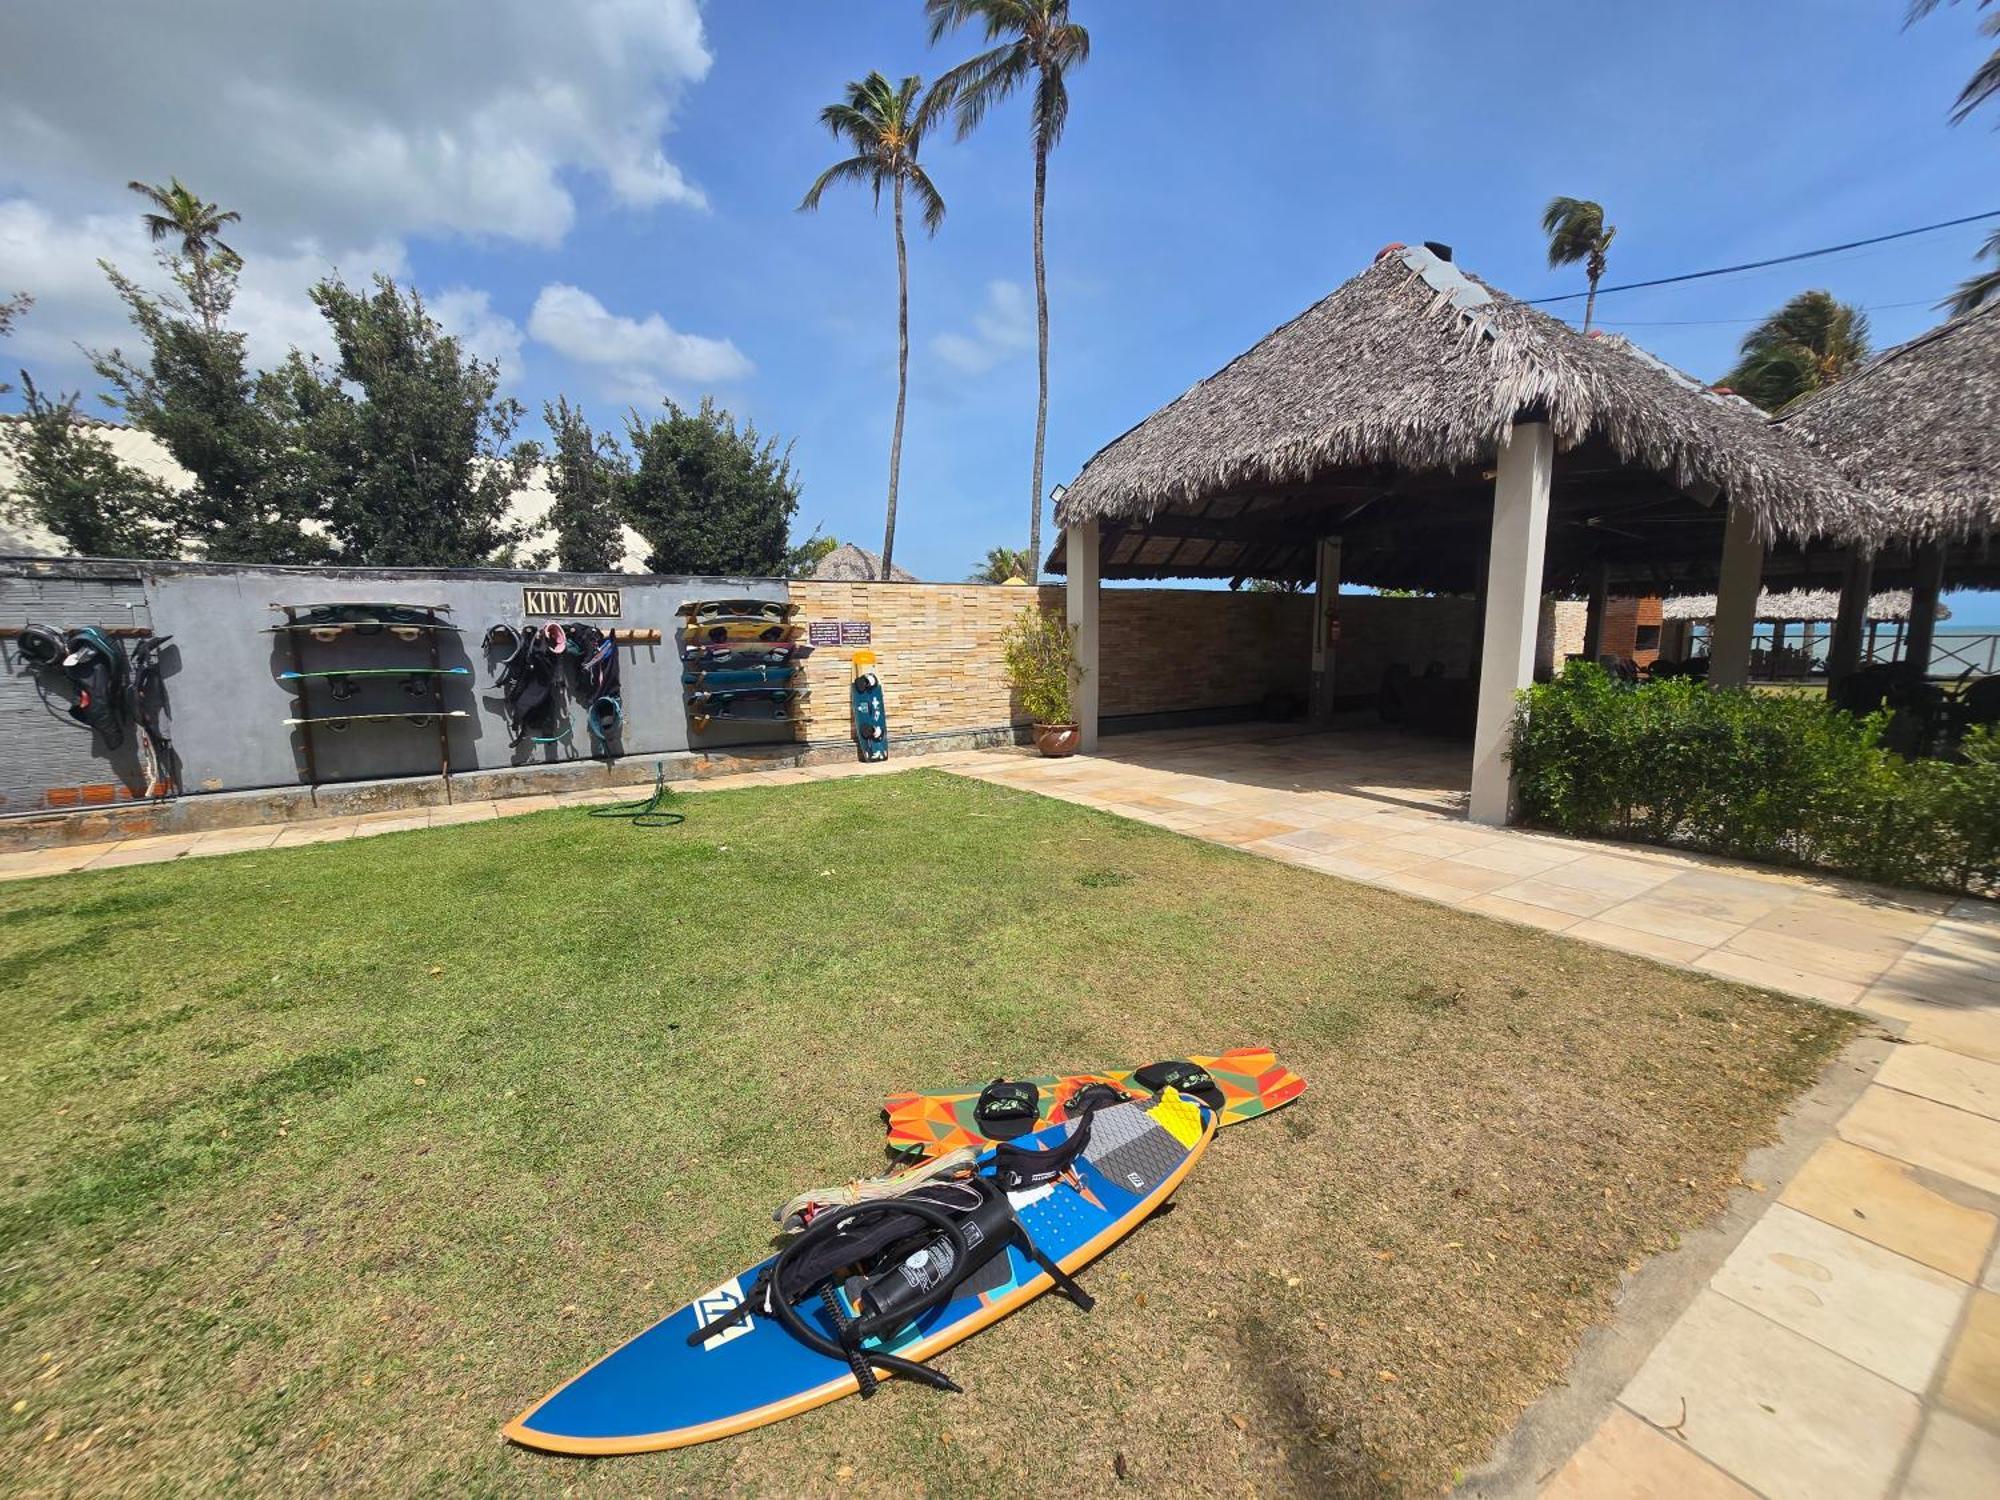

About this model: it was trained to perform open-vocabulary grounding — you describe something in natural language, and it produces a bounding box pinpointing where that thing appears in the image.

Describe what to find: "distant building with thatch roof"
[809,542,917,582]
[1660,589,1946,624]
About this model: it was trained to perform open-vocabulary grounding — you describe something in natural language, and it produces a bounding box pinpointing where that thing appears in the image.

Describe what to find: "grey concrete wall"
[1,558,796,804]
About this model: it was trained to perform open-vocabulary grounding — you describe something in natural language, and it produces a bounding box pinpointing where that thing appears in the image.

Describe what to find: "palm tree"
[1541,197,1617,332]
[800,74,946,583]
[1907,4,2000,311]
[1721,291,1872,412]
[925,0,1091,584]
[1945,227,2000,316]
[969,544,1031,582]
[127,178,241,334]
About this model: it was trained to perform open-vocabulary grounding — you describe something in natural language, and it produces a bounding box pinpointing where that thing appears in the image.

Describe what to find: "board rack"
[271,602,460,795]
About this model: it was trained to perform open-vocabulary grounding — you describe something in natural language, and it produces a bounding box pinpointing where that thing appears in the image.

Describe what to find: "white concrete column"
[1309,536,1342,723]
[1708,502,1764,689]
[1065,520,1101,752]
[1468,420,1554,827]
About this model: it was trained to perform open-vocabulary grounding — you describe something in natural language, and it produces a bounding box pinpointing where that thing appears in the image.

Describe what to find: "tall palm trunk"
[1582,248,1606,333]
[1028,136,1049,584]
[882,176,908,582]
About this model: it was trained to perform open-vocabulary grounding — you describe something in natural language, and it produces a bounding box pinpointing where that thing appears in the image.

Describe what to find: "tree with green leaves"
[94,217,330,564]
[783,528,839,578]
[1907,2,2000,312]
[926,0,1091,585]
[1540,196,1617,333]
[0,292,28,396]
[801,72,946,583]
[1721,291,1871,413]
[538,396,627,573]
[2,374,185,558]
[263,276,533,567]
[621,398,800,576]
[126,178,241,335]
[969,544,1031,582]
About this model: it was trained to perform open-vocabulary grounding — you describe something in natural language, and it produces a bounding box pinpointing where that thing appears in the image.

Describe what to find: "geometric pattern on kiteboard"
[676,598,799,623]
[283,710,471,728]
[881,1046,1307,1159]
[497,1095,1216,1456]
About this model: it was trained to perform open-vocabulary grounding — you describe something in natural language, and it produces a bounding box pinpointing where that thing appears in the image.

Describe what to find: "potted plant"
[1001,606,1083,757]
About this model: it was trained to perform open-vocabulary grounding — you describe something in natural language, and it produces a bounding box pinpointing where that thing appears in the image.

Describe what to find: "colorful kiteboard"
[883,1046,1306,1159]
[502,1092,1215,1454]
[677,598,798,623]
[852,663,887,763]
[681,664,798,688]
[683,621,806,645]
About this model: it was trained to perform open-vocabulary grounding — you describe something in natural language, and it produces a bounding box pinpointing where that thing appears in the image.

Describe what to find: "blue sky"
[2,1,1995,606]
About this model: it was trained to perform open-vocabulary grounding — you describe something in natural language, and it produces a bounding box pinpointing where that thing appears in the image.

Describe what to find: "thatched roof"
[1660,588,1947,623]
[809,542,918,583]
[1055,245,1877,553]
[1776,299,2000,544]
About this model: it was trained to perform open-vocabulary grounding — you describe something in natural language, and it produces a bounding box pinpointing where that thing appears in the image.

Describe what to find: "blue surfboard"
[852,669,887,763]
[502,1093,1214,1455]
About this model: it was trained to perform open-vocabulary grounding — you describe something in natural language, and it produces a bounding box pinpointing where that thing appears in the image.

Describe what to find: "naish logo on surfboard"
[694,1276,754,1350]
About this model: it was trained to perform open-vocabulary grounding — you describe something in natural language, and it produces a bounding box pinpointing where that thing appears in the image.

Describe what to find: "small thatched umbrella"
[810,542,919,583]
[1051,244,1879,590]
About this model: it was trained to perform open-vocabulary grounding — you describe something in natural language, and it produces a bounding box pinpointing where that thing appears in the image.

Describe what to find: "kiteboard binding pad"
[502,1091,1214,1454]
[852,669,887,763]
[676,598,799,623]
[682,621,807,645]
[884,1047,1306,1159]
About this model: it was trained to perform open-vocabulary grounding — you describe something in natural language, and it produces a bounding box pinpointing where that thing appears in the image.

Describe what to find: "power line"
[1594,295,1948,329]
[1527,209,2000,305]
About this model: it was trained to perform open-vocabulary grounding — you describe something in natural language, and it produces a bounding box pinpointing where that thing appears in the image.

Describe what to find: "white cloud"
[1,0,712,248]
[932,279,1036,376]
[429,287,525,388]
[528,283,752,404]
[0,197,408,392]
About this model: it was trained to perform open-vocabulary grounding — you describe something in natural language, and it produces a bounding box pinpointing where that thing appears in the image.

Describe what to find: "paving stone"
[1863,997,2000,1066]
[1458,891,1584,933]
[1780,1138,1996,1283]
[1620,1289,1920,1500]
[1692,949,1866,1008]
[1899,1410,2000,1499]
[1486,875,1626,918]
[1875,1045,2000,1122]
[1938,1291,2000,1433]
[1839,1087,2000,1197]
[1564,918,1712,966]
[1534,853,1681,901]
[1719,926,1902,985]
[1709,1203,1964,1391]
[1538,1406,1756,1499]
[1591,897,1748,950]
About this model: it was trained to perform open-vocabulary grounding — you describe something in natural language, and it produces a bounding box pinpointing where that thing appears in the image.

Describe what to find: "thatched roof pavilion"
[809,542,919,583]
[1049,244,1878,595]
[1660,588,1946,624]
[1777,299,2000,546]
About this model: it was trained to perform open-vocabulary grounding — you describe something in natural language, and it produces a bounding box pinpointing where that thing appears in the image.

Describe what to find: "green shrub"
[1000,606,1080,724]
[1509,663,2000,896]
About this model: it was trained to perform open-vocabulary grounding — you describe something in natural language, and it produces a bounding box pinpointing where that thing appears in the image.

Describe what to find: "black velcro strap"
[990,1109,1095,1192]
[1132,1059,1224,1111]
[973,1079,1040,1140]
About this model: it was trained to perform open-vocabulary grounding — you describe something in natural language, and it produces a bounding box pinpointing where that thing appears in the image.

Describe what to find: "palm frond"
[1950,15,2000,122]
[1032,64,1069,149]
[798,155,882,215]
[924,0,1034,47]
[935,41,1031,139]
[908,164,948,235]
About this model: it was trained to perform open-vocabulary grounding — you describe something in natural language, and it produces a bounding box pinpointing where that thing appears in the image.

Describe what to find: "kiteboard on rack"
[283,710,470,729]
[682,621,807,645]
[279,666,471,700]
[502,1091,1215,1455]
[680,664,799,688]
[883,1047,1307,1159]
[851,654,887,763]
[679,642,811,666]
[676,598,799,624]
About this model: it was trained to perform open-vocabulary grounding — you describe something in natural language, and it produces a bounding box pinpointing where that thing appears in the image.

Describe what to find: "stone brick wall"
[785,582,1311,741]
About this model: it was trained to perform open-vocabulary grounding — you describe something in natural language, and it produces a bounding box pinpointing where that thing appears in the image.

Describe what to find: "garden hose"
[587,761,685,829]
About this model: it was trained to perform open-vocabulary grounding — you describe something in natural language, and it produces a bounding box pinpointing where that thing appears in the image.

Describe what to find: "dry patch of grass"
[0,771,1855,1496]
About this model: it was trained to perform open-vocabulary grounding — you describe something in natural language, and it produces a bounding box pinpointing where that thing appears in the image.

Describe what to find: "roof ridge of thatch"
[1057,244,1875,547]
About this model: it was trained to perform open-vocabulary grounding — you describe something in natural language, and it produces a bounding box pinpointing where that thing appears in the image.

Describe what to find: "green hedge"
[1508,664,2000,895]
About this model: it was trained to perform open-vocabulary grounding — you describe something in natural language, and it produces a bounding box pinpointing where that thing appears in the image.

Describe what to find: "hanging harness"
[565,623,623,751]
[493,625,568,744]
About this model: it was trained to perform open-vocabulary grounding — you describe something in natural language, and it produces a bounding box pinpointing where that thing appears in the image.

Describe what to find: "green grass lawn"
[0,770,1856,1497]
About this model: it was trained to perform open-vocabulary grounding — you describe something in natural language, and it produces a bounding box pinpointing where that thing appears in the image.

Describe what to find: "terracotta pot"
[1033,722,1080,758]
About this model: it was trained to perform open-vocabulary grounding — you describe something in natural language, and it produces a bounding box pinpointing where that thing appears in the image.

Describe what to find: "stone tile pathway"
[4,723,1997,1494]
[944,725,2000,1500]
